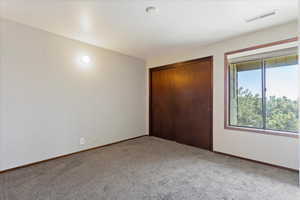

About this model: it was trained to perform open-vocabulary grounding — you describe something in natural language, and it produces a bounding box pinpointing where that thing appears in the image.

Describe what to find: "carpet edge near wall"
[0,135,149,174]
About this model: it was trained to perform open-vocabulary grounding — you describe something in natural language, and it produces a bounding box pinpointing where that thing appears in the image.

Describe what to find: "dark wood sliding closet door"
[150,57,213,151]
[151,67,176,140]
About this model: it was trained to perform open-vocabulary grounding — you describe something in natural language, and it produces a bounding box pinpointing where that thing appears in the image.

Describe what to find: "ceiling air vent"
[245,11,276,23]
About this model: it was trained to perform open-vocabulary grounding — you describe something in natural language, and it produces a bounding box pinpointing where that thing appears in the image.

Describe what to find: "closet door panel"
[174,58,212,150]
[150,68,176,141]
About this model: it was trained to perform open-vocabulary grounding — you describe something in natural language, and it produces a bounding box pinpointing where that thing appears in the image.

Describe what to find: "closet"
[150,56,213,150]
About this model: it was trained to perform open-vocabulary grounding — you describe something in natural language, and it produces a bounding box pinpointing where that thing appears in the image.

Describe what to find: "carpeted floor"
[0,136,299,200]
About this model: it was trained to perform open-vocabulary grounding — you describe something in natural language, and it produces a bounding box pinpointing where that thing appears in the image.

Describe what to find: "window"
[229,60,264,129]
[226,40,299,136]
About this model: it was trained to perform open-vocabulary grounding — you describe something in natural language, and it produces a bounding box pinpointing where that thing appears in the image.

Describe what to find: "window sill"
[224,125,299,138]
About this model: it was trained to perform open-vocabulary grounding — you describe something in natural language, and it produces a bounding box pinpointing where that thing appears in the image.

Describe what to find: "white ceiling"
[0,0,298,60]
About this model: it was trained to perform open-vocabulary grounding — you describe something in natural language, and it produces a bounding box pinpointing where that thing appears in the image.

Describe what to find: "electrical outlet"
[79,137,86,145]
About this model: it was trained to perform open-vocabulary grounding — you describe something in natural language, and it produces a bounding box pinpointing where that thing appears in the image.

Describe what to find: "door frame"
[149,56,214,151]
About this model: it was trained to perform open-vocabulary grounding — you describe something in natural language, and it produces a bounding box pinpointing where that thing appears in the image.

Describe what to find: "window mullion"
[262,59,267,130]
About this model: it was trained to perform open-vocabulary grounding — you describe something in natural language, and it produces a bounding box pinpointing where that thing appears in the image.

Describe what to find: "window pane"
[229,60,263,128]
[265,55,298,132]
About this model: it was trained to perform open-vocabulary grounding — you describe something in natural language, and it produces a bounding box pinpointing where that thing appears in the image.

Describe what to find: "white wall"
[147,21,299,170]
[0,19,147,171]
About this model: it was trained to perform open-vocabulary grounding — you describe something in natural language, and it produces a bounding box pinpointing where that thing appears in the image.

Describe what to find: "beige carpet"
[0,136,299,200]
